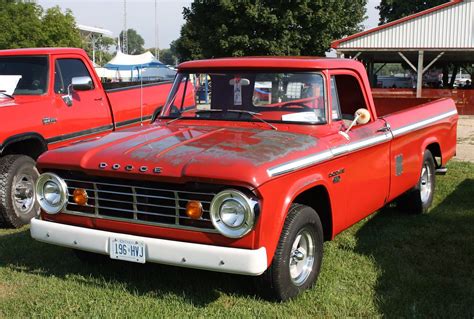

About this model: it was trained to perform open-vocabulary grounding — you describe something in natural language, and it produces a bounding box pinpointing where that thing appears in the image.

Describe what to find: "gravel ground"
[456,116,474,163]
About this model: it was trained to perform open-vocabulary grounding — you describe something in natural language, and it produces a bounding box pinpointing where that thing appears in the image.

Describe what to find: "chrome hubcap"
[13,174,35,214]
[289,228,315,286]
[420,163,433,203]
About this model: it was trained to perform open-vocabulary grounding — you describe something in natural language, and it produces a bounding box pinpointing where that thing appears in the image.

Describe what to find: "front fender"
[253,169,334,265]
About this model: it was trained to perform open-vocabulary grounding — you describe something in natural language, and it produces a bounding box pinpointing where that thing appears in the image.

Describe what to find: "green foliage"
[159,48,177,65]
[174,0,367,61]
[120,29,145,55]
[377,0,449,25]
[84,36,116,66]
[145,48,177,65]
[0,2,81,49]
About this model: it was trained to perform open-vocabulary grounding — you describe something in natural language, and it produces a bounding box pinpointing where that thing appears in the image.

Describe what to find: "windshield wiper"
[165,108,277,130]
[0,90,14,100]
[227,110,277,130]
[165,108,222,125]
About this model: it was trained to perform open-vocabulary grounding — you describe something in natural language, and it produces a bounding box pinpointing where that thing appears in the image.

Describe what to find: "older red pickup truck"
[30,57,458,300]
[0,48,177,228]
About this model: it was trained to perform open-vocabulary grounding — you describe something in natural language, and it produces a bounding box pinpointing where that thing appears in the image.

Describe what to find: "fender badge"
[153,167,162,174]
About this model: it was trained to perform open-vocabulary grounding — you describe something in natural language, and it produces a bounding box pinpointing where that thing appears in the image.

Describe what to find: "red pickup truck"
[0,48,178,228]
[30,57,458,300]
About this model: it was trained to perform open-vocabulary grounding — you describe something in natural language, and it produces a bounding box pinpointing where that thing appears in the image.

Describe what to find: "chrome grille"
[62,176,217,232]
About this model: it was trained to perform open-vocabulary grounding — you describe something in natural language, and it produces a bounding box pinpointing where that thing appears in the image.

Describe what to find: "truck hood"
[38,123,328,187]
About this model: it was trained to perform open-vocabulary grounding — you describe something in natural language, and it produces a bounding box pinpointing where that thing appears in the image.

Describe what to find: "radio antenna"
[140,69,143,126]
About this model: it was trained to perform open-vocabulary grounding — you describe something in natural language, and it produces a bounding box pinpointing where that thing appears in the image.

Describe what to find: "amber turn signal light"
[73,188,88,206]
[186,200,203,220]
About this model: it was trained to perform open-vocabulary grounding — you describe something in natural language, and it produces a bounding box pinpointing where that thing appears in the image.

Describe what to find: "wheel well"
[426,142,441,167]
[293,185,332,241]
[1,136,47,159]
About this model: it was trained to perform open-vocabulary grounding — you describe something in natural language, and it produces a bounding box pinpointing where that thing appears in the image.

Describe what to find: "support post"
[416,50,424,98]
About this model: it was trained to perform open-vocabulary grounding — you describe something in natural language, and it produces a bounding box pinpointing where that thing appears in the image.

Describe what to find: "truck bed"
[374,97,436,117]
[104,81,174,127]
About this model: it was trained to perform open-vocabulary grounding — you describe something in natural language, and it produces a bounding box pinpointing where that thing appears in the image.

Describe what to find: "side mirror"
[339,108,371,140]
[72,76,93,91]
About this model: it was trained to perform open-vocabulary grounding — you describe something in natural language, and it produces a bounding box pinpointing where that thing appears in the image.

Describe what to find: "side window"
[330,76,342,120]
[54,59,94,94]
[333,74,368,120]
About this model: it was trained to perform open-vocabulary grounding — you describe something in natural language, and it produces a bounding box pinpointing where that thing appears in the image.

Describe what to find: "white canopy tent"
[103,51,175,82]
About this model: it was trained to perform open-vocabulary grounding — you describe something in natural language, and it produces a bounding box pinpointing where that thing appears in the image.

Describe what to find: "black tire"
[0,155,40,228]
[74,250,108,264]
[256,204,323,301]
[397,150,436,214]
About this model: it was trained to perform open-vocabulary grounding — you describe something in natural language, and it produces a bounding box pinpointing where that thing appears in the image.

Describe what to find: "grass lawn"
[0,161,473,318]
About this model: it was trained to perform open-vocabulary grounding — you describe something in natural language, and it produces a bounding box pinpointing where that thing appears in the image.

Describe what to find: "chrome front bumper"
[30,218,267,276]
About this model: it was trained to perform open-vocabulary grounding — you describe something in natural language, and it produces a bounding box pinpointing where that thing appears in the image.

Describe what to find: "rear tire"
[256,204,323,301]
[0,155,40,228]
[397,150,436,214]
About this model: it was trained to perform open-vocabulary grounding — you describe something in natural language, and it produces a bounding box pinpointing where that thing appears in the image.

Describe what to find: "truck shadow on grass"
[354,178,474,317]
[0,230,256,306]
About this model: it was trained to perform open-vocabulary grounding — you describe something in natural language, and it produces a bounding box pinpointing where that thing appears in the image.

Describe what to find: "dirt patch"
[0,283,16,299]
[456,116,474,163]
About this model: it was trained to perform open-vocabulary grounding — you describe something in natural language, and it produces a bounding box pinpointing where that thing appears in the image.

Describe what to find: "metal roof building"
[331,0,474,103]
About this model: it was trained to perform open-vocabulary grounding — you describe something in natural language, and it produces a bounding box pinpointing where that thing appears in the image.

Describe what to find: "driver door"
[330,72,391,227]
[52,55,112,145]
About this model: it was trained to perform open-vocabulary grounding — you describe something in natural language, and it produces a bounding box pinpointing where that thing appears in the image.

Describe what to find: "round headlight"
[36,173,68,214]
[210,189,257,238]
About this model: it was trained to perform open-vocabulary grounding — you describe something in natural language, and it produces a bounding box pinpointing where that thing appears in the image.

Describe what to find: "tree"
[377,0,449,25]
[0,1,81,49]
[40,7,81,47]
[120,29,145,55]
[174,0,367,61]
[159,49,177,65]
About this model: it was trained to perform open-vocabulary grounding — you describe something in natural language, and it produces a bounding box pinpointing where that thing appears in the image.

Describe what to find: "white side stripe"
[391,109,458,137]
[267,109,457,177]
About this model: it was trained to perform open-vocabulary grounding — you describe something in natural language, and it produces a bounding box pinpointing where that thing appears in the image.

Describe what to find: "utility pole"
[122,0,128,54]
[155,0,160,61]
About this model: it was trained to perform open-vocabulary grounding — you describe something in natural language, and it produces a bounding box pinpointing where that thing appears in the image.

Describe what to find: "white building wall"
[338,0,474,49]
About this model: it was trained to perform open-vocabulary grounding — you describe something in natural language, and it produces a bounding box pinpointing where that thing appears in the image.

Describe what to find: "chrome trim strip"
[331,133,391,157]
[267,150,333,177]
[268,134,391,177]
[267,109,457,178]
[391,110,457,137]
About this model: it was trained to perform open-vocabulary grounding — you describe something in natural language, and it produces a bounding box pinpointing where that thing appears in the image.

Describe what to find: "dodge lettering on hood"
[30,57,458,301]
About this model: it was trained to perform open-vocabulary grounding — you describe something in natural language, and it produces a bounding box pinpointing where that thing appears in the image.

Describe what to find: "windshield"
[160,71,326,124]
[0,56,48,95]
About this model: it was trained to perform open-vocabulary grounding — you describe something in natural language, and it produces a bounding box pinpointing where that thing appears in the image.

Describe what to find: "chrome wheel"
[12,173,35,215]
[420,162,433,204]
[289,228,315,286]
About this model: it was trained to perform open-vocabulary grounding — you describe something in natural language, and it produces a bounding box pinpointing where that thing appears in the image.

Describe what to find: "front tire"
[397,150,436,214]
[257,204,323,301]
[0,155,40,228]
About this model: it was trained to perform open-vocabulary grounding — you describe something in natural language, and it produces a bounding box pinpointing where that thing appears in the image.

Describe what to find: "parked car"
[0,48,185,228]
[30,57,458,300]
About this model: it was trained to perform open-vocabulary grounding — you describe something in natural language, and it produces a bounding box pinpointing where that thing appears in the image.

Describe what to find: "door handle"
[377,122,391,133]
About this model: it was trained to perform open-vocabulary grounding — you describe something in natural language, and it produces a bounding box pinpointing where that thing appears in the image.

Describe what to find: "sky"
[37,0,381,50]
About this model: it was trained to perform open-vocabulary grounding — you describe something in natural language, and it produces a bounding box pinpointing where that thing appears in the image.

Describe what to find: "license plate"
[110,238,146,263]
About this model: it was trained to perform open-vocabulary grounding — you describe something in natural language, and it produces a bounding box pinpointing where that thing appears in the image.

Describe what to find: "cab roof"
[0,47,87,56]
[178,56,365,72]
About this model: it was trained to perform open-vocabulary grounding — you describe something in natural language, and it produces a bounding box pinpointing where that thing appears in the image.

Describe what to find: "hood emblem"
[98,162,162,174]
